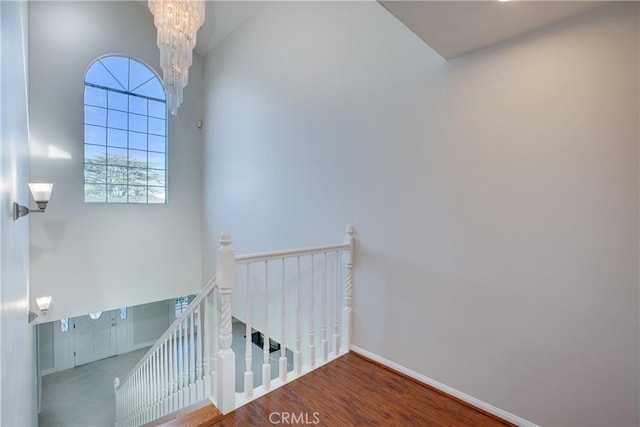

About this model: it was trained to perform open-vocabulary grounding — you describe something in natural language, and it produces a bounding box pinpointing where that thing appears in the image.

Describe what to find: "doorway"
[73,310,117,366]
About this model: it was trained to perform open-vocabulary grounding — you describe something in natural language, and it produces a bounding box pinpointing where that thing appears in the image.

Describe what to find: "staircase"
[113,226,355,426]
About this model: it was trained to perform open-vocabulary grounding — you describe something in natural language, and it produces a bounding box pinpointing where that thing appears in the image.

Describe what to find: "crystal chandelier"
[148,0,205,115]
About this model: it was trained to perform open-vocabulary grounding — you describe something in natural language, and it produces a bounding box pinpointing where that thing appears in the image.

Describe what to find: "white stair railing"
[114,275,221,427]
[114,226,355,425]
[233,225,354,403]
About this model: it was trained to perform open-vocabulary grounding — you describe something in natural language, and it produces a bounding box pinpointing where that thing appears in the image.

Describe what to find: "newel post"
[342,225,354,351]
[216,231,236,414]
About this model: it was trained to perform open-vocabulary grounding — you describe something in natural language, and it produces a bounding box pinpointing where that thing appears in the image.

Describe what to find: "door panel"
[74,310,117,366]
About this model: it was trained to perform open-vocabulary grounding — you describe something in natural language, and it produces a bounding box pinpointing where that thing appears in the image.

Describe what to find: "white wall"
[28,1,204,323]
[202,2,639,426]
[131,300,171,347]
[0,1,38,425]
[38,322,54,373]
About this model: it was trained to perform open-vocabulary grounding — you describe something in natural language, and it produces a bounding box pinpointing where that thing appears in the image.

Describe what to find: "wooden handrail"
[235,243,350,264]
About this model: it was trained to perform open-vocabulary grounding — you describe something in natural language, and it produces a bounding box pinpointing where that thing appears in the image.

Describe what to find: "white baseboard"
[41,367,56,377]
[129,341,156,352]
[350,345,538,427]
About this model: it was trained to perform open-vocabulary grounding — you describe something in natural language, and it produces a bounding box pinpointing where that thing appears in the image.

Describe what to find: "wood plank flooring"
[212,352,514,426]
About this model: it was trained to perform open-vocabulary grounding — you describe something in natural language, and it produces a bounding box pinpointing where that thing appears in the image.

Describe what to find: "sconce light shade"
[36,296,52,314]
[28,183,53,210]
[13,182,54,221]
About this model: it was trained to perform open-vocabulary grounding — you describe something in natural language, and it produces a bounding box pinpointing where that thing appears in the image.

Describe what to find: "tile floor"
[39,347,149,427]
[39,320,292,426]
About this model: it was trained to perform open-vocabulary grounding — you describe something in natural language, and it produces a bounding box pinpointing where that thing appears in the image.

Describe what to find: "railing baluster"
[167,334,175,413]
[322,252,328,362]
[182,321,189,406]
[309,254,316,368]
[139,368,143,425]
[196,304,204,400]
[133,371,142,424]
[203,294,212,398]
[114,377,120,425]
[263,260,271,391]
[176,324,184,410]
[280,258,288,383]
[153,353,157,419]
[295,256,302,375]
[342,225,355,351]
[334,251,341,355]
[245,263,253,399]
[145,361,149,422]
[150,357,154,421]
[157,350,162,417]
[212,287,219,403]
[162,342,168,416]
[172,330,178,412]
[189,311,196,403]
[151,353,156,420]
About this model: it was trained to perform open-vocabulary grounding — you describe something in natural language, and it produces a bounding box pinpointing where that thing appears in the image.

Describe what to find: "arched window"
[84,55,167,203]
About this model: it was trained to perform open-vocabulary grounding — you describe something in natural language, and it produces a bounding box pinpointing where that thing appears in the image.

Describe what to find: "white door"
[74,310,117,366]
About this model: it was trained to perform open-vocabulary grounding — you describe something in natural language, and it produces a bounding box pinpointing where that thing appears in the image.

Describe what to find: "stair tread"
[157,403,223,427]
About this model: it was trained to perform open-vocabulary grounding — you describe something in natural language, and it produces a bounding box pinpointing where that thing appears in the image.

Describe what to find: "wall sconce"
[29,296,52,324]
[13,183,53,220]
[36,296,52,315]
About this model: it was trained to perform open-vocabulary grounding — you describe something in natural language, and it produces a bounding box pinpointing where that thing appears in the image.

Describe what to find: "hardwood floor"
[212,352,514,426]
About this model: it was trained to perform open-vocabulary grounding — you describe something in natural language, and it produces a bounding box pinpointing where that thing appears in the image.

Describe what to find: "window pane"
[128,186,147,203]
[85,86,107,107]
[85,184,106,203]
[107,109,127,130]
[107,128,127,148]
[148,169,165,186]
[129,113,147,133]
[129,95,147,115]
[148,135,165,153]
[129,59,155,91]
[128,149,147,166]
[128,168,147,185]
[149,100,166,119]
[133,78,165,99]
[84,163,106,183]
[107,166,128,185]
[148,152,165,170]
[129,131,146,151]
[85,125,106,145]
[85,106,106,126]
[101,57,129,90]
[107,147,127,166]
[149,117,165,136]
[107,184,127,202]
[88,311,103,320]
[148,186,165,203]
[85,144,106,163]
[85,61,123,90]
[108,91,128,112]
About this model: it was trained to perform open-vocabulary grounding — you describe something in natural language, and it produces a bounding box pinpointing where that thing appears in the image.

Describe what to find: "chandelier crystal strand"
[148,0,205,115]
